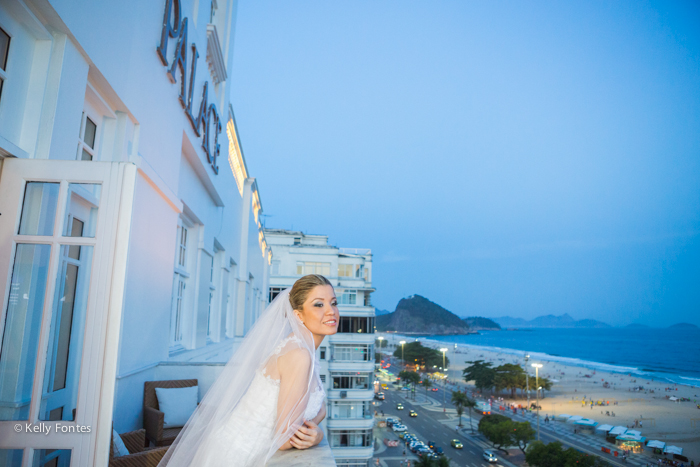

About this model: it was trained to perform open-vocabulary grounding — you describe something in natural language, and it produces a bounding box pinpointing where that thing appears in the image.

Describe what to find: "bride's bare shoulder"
[276,338,312,375]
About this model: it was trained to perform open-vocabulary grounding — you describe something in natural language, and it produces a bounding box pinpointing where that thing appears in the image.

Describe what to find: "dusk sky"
[230,1,700,327]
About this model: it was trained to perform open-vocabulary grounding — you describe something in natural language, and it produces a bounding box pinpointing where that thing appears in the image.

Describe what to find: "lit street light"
[532,363,543,441]
[440,348,448,413]
[524,354,530,408]
[400,341,406,371]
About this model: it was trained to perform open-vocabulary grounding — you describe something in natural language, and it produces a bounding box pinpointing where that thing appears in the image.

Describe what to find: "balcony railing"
[267,436,336,466]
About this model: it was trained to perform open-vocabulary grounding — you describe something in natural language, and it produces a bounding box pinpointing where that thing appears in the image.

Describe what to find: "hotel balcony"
[327,388,374,401]
[338,306,375,317]
[330,334,375,345]
[329,360,375,372]
[328,447,375,460]
[326,416,375,430]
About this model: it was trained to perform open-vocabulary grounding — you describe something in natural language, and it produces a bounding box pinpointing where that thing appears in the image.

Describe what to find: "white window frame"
[225,259,237,338]
[76,101,101,161]
[170,217,194,350]
[0,25,10,104]
[338,264,353,277]
[338,289,357,306]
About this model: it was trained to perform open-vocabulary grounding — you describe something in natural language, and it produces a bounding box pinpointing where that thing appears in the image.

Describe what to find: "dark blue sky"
[231,1,700,326]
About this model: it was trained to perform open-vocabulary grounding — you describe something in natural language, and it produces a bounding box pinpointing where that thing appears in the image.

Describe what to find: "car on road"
[450,439,463,449]
[385,417,398,427]
[375,392,385,400]
[401,387,410,391]
[431,388,438,391]
[409,442,426,453]
[391,424,407,432]
[483,450,498,463]
[396,403,404,410]
[409,410,417,417]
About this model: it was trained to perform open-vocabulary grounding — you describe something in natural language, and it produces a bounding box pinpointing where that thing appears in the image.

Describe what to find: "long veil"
[158,288,316,466]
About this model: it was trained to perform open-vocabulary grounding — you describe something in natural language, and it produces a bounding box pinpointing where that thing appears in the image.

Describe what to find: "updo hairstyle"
[289,274,333,311]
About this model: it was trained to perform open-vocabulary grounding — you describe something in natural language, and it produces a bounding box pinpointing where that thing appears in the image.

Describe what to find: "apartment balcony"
[338,306,375,317]
[329,360,374,372]
[326,416,375,430]
[328,446,374,460]
[330,334,375,345]
[327,388,374,401]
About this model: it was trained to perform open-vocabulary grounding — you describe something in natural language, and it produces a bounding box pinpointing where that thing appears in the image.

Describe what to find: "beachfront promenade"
[378,338,699,465]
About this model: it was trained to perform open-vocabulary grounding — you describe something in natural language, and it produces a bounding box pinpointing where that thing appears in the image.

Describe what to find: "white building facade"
[0,0,271,465]
[265,229,376,467]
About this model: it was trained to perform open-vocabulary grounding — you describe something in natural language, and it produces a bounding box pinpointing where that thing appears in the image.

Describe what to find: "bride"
[158,274,339,466]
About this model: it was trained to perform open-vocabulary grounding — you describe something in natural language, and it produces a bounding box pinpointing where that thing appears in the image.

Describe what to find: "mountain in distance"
[668,322,699,329]
[462,316,501,331]
[376,295,471,335]
[374,308,392,316]
[493,314,611,329]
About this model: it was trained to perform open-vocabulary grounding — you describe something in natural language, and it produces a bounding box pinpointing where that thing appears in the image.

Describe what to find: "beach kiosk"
[615,433,646,453]
[645,440,665,456]
[554,414,571,422]
[606,426,627,444]
[663,445,688,464]
[595,424,613,437]
[573,419,598,434]
[566,415,584,423]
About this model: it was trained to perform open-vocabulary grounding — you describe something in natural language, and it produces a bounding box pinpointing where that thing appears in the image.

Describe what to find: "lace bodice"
[191,337,324,466]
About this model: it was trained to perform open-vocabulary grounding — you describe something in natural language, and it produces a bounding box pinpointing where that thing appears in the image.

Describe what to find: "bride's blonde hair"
[289,274,332,311]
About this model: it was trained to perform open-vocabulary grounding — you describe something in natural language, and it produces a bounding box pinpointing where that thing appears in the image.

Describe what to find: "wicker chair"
[109,429,168,467]
[143,379,198,447]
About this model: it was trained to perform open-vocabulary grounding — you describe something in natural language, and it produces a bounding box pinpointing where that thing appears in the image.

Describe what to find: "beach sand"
[379,333,700,462]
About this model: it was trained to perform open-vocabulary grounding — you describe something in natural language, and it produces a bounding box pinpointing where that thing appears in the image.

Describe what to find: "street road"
[374,376,511,467]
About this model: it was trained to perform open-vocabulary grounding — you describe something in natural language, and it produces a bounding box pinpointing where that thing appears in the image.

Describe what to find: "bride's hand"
[289,420,323,450]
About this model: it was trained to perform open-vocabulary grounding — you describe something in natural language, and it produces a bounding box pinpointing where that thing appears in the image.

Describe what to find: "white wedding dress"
[192,336,326,466]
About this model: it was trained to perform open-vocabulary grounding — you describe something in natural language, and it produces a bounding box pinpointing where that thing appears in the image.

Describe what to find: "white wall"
[0,0,271,434]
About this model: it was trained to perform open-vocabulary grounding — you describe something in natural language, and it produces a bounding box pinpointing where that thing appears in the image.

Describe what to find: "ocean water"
[420,327,700,387]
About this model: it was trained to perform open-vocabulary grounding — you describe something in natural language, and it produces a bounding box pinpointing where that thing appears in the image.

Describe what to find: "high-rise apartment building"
[265,229,376,467]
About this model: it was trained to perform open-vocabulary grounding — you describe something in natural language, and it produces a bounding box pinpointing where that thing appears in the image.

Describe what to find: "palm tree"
[414,455,436,467]
[451,391,468,427]
[464,397,477,434]
[421,378,433,398]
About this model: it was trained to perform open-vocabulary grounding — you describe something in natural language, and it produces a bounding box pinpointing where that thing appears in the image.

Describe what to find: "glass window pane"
[32,449,71,467]
[0,449,23,467]
[0,244,52,420]
[83,117,96,149]
[62,184,101,238]
[80,149,92,161]
[40,246,93,421]
[0,27,9,70]
[18,182,60,236]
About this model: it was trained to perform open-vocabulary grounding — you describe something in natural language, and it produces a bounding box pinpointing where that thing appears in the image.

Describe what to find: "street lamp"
[524,354,530,408]
[440,348,448,413]
[400,341,406,371]
[531,363,543,441]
